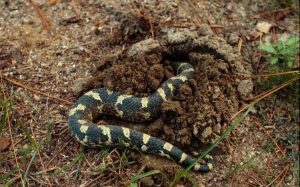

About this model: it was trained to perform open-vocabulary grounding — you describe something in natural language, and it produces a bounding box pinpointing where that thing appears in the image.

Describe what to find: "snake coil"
[68,61,213,172]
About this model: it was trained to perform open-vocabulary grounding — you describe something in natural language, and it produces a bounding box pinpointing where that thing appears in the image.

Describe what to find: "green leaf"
[276,41,284,51]
[259,43,277,54]
[287,58,295,68]
[285,36,299,46]
[285,47,298,54]
[129,183,138,187]
[131,170,161,182]
[0,97,7,136]
[270,57,279,65]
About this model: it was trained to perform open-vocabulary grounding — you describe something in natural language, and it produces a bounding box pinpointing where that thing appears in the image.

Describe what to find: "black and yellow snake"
[68,61,213,172]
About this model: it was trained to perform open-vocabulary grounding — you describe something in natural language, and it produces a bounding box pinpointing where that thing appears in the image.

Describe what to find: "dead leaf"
[0,136,11,151]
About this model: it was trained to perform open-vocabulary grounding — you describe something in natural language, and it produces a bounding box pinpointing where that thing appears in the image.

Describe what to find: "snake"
[68,61,213,172]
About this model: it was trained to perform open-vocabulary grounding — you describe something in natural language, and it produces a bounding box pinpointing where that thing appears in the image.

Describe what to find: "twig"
[266,164,290,187]
[230,76,300,120]
[209,24,224,28]
[0,170,19,177]
[71,0,81,19]
[254,121,285,157]
[237,38,243,53]
[1,75,72,105]
[31,167,57,175]
[250,74,299,101]
[27,0,52,31]
[45,138,72,168]
[148,16,154,38]
[265,154,273,179]
[85,174,106,187]
[185,0,202,26]
[275,164,290,187]
[254,70,299,78]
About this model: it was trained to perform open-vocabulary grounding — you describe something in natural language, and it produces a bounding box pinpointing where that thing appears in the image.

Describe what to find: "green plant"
[273,0,295,8]
[129,166,161,186]
[259,36,299,70]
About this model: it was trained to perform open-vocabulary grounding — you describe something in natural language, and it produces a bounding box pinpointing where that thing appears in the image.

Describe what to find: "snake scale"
[68,61,213,172]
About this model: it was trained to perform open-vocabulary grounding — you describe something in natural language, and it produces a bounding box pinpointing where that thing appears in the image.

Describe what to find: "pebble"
[237,79,253,98]
[202,127,212,139]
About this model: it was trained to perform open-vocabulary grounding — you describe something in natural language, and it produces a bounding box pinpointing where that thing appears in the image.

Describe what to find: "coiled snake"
[68,61,213,172]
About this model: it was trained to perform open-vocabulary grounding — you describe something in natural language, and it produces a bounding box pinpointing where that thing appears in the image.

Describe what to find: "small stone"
[71,76,93,96]
[33,94,40,101]
[193,123,199,135]
[237,79,253,98]
[249,105,257,114]
[227,32,240,45]
[197,24,214,36]
[213,123,221,134]
[256,21,272,33]
[140,176,154,186]
[57,61,63,67]
[201,127,212,139]
[212,86,221,99]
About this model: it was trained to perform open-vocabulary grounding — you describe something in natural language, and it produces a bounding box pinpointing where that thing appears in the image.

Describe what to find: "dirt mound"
[73,28,252,151]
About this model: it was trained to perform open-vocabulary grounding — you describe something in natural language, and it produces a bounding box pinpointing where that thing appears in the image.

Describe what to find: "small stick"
[230,76,299,120]
[254,121,285,157]
[275,165,290,187]
[1,75,72,105]
[31,167,57,175]
[71,0,81,19]
[27,0,52,31]
[45,138,72,168]
[254,70,299,78]
[266,164,290,187]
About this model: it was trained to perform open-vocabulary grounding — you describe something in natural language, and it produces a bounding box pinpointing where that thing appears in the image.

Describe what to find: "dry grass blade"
[28,120,52,186]
[230,76,300,120]
[275,165,290,187]
[1,75,72,105]
[266,164,290,187]
[254,121,285,157]
[71,0,81,19]
[255,70,299,78]
[2,90,25,185]
[45,138,72,168]
[27,0,52,31]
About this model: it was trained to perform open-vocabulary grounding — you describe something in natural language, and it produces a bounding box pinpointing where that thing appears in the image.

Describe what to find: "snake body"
[68,61,213,172]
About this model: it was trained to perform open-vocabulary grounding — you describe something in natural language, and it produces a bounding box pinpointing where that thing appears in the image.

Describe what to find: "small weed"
[258,36,299,105]
[0,87,14,136]
[259,36,299,70]
[23,147,38,183]
[0,168,18,181]
[273,0,295,8]
[112,149,135,171]
[0,96,7,136]
[226,154,258,178]
[129,166,161,186]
